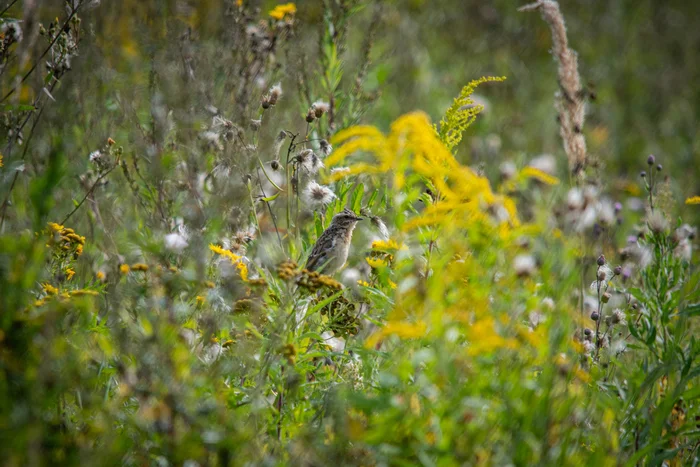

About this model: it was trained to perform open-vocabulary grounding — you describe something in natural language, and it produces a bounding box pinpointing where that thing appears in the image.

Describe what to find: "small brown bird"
[305,208,363,274]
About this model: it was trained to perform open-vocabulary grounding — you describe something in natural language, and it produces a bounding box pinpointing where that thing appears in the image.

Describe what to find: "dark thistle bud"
[597,254,606,266]
[591,312,600,321]
[261,97,271,109]
[305,108,316,123]
[640,171,646,178]
[250,119,261,131]
[613,265,622,275]
[602,292,611,303]
[656,164,662,171]
[270,160,280,171]
[597,270,606,282]
[647,154,655,166]
[584,328,592,336]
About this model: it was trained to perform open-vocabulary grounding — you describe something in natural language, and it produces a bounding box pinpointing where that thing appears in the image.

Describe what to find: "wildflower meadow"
[0,1,699,465]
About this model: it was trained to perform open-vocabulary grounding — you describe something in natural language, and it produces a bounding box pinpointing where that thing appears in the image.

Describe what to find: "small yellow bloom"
[370,239,406,251]
[269,2,296,20]
[0,153,3,168]
[388,279,397,289]
[96,271,106,281]
[130,263,148,272]
[42,283,58,295]
[203,280,215,288]
[119,264,130,275]
[196,295,205,305]
[237,262,249,282]
[357,280,370,287]
[75,244,83,256]
[48,222,64,233]
[366,257,388,269]
[107,137,116,146]
[34,299,46,307]
[65,268,76,281]
[521,166,560,185]
[685,196,700,205]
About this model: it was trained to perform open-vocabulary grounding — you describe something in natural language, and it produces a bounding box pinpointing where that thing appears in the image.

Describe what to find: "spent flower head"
[304,181,336,209]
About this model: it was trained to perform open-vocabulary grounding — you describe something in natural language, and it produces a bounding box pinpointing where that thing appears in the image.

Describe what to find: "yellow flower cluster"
[370,239,406,251]
[520,166,560,185]
[297,269,343,292]
[47,222,85,258]
[686,196,700,205]
[365,321,427,348]
[209,244,248,281]
[269,2,296,20]
[328,111,519,234]
[277,260,299,280]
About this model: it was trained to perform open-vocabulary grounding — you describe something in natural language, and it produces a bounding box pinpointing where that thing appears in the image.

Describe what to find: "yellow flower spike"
[685,196,700,205]
[520,166,560,185]
[130,263,149,272]
[209,244,248,281]
[42,283,58,295]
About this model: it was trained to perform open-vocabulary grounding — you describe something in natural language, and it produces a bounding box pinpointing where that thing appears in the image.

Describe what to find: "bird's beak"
[356,216,364,221]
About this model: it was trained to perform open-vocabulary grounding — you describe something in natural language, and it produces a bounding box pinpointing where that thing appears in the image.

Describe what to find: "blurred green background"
[9,0,697,225]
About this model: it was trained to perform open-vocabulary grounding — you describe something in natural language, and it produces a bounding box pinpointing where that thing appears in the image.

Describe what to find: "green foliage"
[0,1,698,466]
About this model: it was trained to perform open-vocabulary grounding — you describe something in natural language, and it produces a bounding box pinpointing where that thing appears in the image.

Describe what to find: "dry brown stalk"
[520,0,588,178]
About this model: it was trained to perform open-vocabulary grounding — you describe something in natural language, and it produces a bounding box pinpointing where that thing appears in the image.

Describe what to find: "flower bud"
[613,265,622,275]
[640,171,646,178]
[656,164,662,171]
[270,160,280,171]
[591,312,600,321]
[305,108,316,123]
[597,254,606,266]
[602,292,611,303]
[647,154,655,166]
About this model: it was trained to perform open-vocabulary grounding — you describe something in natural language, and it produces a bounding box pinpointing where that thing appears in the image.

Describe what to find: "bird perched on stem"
[306,208,363,274]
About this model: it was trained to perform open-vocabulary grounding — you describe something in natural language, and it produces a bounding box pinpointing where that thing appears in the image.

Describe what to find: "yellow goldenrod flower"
[34,299,46,307]
[365,320,427,348]
[48,222,64,232]
[119,264,130,275]
[357,280,370,287]
[75,244,83,256]
[371,239,406,251]
[685,196,700,205]
[0,153,3,167]
[209,244,248,281]
[42,283,59,295]
[196,295,205,305]
[209,244,241,263]
[65,268,76,281]
[70,289,99,297]
[520,166,560,185]
[269,2,296,20]
[130,263,149,272]
[237,262,249,282]
[366,257,388,269]
[96,271,106,281]
[388,279,397,289]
